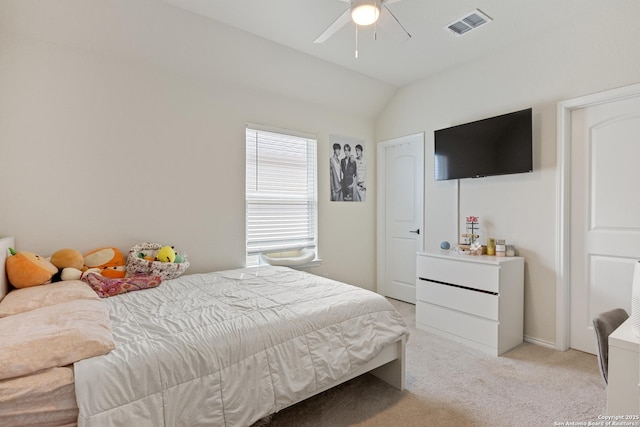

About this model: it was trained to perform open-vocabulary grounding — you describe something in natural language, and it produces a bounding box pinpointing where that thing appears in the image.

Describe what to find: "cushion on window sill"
[260,249,316,266]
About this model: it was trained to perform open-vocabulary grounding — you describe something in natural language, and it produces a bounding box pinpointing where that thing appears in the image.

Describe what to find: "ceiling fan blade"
[378,4,411,42]
[314,8,351,43]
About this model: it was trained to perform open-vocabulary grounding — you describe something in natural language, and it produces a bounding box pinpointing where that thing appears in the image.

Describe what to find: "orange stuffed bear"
[6,251,58,288]
[83,247,126,278]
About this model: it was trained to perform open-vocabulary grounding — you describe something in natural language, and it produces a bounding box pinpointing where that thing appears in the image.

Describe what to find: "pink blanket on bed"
[0,281,115,426]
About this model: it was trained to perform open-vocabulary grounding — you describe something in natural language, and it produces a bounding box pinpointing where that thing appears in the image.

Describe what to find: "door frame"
[376,132,425,297]
[556,82,640,351]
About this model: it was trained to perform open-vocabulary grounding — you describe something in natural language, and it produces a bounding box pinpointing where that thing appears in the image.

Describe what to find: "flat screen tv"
[434,108,533,181]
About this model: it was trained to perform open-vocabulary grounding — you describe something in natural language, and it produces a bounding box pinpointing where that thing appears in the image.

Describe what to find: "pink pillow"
[0,281,99,317]
[81,273,162,298]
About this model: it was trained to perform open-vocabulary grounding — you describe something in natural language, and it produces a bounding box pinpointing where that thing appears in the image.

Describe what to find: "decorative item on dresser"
[486,237,496,256]
[460,215,479,246]
[415,251,524,356]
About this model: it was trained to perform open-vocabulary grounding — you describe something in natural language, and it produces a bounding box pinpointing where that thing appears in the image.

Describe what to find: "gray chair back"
[592,308,629,384]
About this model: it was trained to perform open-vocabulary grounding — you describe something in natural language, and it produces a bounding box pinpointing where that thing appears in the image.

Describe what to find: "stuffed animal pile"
[5,243,185,289]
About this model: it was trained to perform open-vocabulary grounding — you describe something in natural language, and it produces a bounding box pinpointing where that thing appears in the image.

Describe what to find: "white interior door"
[377,133,424,303]
[569,94,640,354]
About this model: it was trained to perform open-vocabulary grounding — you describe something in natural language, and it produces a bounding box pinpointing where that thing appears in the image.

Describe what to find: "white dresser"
[416,251,524,356]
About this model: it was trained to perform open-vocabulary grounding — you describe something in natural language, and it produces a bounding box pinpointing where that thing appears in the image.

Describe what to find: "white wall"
[0,0,392,291]
[376,7,640,345]
[4,1,640,346]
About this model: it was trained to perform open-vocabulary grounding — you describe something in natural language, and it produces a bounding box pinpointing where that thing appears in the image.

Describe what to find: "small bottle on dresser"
[495,239,506,257]
[486,238,496,256]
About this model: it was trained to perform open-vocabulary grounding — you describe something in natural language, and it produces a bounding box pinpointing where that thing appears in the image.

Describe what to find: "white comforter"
[74,266,408,427]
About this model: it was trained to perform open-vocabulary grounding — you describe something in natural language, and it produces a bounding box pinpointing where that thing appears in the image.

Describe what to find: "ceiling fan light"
[351,3,380,26]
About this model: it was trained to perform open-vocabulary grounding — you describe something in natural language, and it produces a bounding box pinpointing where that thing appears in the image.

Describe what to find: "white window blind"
[246,124,317,257]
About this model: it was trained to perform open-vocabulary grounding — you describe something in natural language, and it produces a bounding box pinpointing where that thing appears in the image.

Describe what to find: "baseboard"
[523,335,556,349]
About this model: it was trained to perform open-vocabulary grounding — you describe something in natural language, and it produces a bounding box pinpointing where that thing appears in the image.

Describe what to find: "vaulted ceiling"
[160,0,614,87]
[3,0,634,118]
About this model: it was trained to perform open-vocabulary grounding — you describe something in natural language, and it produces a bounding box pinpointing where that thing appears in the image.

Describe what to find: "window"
[245,124,317,265]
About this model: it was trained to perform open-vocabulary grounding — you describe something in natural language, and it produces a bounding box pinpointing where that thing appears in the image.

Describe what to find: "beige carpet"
[264,299,606,427]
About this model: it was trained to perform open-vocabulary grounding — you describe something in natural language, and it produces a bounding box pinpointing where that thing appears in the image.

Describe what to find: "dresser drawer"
[417,255,499,293]
[416,279,499,321]
[416,302,498,349]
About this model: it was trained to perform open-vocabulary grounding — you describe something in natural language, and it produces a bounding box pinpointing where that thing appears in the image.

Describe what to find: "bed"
[0,236,409,426]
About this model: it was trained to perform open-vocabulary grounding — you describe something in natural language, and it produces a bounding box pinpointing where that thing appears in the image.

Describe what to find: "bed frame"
[290,334,406,406]
[0,236,406,420]
[0,236,15,301]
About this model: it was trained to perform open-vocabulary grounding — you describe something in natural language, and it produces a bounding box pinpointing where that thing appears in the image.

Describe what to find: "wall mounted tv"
[434,108,533,181]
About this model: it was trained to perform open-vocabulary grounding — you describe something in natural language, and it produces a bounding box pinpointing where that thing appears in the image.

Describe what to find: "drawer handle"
[410,229,420,235]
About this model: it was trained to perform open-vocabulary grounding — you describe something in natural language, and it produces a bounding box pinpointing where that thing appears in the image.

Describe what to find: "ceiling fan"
[314,0,411,46]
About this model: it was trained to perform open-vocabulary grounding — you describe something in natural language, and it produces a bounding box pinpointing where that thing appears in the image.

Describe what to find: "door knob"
[409,229,420,235]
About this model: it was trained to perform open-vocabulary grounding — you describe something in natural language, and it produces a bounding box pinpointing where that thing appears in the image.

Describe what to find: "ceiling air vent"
[445,9,492,36]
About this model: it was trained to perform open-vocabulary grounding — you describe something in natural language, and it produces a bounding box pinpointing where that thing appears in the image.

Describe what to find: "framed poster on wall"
[330,134,366,202]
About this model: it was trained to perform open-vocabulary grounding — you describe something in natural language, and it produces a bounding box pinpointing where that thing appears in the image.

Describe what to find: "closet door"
[377,133,424,303]
[569,94,640,353]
